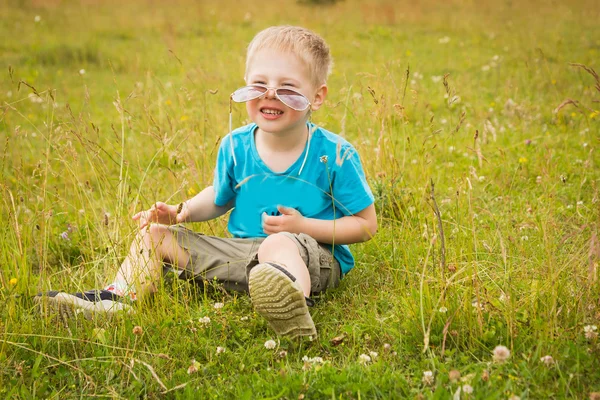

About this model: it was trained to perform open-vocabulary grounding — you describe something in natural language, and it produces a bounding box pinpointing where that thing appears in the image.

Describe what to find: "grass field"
[1,0,600,398]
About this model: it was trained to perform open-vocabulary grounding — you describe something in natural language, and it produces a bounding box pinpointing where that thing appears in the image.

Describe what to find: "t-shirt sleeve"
[213,135,237,207]
[331,144,375,216]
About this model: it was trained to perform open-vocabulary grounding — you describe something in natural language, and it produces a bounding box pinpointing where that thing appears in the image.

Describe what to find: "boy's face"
[244,48,327,136]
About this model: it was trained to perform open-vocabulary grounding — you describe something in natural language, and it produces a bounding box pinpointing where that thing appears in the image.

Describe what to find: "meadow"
[1,0,599,398]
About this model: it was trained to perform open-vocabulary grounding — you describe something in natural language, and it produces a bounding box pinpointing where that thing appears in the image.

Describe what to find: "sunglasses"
[230,84,311,111]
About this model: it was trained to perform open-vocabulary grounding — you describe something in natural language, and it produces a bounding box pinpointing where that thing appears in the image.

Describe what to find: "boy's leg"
[256,233,311,296]
[112,224,190,300]
[248,232,340,338]
[36,224,189,318]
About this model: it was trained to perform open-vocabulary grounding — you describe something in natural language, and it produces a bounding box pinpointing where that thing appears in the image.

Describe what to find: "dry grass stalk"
[553,98,579,114]
[569,63,600,93]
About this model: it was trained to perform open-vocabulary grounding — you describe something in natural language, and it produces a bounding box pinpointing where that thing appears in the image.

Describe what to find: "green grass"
[1,0,600,398]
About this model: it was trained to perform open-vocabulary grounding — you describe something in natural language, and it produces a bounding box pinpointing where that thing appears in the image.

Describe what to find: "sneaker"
[34,289,133,319]
[248,262,316,339]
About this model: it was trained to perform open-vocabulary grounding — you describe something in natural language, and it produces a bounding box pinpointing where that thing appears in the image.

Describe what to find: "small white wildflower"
[492,345,511,363]
[358,354,371,364]
[79,69,86,75]
[264,340,277,350]
[478,176,486,182]
[492,55,500,61]
[567,205,573,209]
[213,302,224,309]
[540,355,554,366]
[383,343,392,352]
[302,355,309,362]
[411,159,418,164]
[462,384,473,394]
[34,15,41,22]
[583,142,588,148]
[422,370,434,385]
[471,300,483,310]
[536,176,542,184]
[482,65,491,72]
[439,36,451,44]
[449,146,455,152]
[369,351,378,359]
[408,206,416,214]
[577,201,583,206]
[439,307,448,313]
[199,316,211,325]
[216,346,226,354]
[6,91,12,97]
[431,75,443,83]
[584,325,598,333]
[310,357,324,364]
[240,316,249,321]
[441,118,448,124]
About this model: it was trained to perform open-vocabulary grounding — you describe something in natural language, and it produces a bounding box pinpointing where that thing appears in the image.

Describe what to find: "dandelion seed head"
[462,384,473,394]
[492,345,510,363]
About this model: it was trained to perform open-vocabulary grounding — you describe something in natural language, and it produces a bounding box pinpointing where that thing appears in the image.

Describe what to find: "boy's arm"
[178,185,234,223]
[133,186,233,229]
[262,203,377,245]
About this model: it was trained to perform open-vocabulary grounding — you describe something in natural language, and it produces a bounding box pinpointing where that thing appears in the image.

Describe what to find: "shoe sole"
[34,293,133,320]
[248,263,316,339]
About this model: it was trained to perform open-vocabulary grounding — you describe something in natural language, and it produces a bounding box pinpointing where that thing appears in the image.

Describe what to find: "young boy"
[36,26,377,339]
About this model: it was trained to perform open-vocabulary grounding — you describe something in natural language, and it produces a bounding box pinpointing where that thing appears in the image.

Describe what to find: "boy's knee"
[257,233,298,261]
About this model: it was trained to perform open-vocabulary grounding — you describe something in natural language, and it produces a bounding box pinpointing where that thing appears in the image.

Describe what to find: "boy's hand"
[262,205,305,235]
[132,202,179,229]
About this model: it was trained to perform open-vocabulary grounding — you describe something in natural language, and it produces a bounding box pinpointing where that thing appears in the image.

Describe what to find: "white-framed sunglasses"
[231,84,312,111]
[228,84,312,166]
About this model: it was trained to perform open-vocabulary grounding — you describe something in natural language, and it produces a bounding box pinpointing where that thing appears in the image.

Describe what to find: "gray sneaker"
[35,289,133,319]
[248,262,316,339]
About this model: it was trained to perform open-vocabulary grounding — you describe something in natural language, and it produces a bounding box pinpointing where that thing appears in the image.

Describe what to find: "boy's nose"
[264,87,277,99]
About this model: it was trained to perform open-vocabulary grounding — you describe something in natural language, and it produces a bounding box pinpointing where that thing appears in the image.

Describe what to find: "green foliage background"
[1,0,599,398]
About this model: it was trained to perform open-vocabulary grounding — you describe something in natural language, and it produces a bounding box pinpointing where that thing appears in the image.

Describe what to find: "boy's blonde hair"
[246,26,332,86]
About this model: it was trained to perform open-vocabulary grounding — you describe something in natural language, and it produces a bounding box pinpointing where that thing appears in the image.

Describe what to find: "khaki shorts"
[167,225,341,295]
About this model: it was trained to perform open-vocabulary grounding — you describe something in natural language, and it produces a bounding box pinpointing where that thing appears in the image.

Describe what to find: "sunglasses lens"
[276,89,310,111]
[231,85,267,103]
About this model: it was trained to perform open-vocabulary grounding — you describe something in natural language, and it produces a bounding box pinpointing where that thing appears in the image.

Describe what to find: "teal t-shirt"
[213,123,374,274]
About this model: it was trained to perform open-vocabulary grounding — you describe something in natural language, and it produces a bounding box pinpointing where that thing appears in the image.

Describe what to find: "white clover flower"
[358,354,371,364]
[369,351,378,359]
[199,316,211,325]
[540,355,554,366]
[264,340,277,350]
[422,370,434,385]
[187,359,200,374]
[438,307,448,313]
[584,325,598,333]
[492,345,511,363]
[213,302,224,309]
[303,356,324,364]
[216,346,226,354]
[462,384,473,394]
[79,69,86,75]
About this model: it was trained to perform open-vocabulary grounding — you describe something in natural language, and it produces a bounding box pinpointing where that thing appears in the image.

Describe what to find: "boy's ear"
[310,84,328,111]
